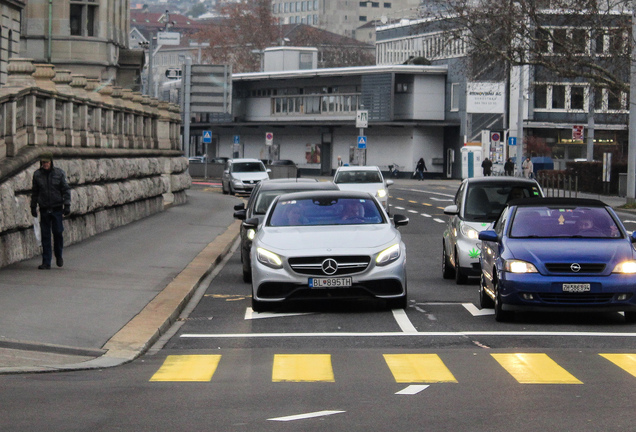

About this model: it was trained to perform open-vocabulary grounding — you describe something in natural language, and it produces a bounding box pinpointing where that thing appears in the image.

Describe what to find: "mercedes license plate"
[563,283,591,293]
[309,277,352,288]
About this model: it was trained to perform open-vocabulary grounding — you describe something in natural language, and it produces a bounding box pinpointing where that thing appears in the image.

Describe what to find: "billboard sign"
[466,82,505,114]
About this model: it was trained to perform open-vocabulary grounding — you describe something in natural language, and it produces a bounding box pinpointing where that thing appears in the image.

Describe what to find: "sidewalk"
[0,184,241,374]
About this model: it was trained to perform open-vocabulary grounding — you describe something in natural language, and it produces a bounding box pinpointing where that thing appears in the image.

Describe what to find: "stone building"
[20,0,143,87]
[0,0,25,85]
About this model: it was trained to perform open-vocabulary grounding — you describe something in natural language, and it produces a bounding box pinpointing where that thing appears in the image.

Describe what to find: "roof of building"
[233,64,448,81]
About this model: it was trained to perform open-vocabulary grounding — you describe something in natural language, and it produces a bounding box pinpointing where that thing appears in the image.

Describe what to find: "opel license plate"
[562,283,591,293]
[309,277,352,288]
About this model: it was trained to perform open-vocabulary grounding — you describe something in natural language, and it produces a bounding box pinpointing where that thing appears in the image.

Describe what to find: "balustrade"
[0,58,181,162]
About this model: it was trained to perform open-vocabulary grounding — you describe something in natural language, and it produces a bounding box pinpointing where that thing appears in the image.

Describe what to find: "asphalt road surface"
[3,181,636,432]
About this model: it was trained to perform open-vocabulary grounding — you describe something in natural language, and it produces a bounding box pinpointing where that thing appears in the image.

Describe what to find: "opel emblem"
[570,263,581,273]
[321,258,338,275]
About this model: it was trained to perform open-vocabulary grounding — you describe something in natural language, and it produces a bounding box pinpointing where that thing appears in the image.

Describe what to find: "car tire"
[242,258,252,283]
[479,273,495,309]
[387,293,407,309]
[442,242,455,279]
[625,311,636,323]
[454,248,468,285]
[494,279,514,322]
[222,181,228,195]
[229,184,235,195]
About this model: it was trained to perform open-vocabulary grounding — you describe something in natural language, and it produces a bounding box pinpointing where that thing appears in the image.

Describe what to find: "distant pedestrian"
[415,157,427,181]
[522,157,534,179]
[337,155,344,167]
[481,157,493,176]
[31,152,71,270]
[504,158,514,176]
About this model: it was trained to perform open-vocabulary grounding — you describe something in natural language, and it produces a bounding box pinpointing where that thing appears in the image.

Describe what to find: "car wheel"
[454,248,468,285]
[387,294,407,309]
[222,181,228,195]
[479,273,495,309]
[242,255,252,283]
[494,279,514,322]
[442,242,455,279]
[625,311,636,323]
[229,184,235,195]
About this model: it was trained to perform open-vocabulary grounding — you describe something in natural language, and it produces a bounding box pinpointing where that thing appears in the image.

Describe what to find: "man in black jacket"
[31,152,71,269]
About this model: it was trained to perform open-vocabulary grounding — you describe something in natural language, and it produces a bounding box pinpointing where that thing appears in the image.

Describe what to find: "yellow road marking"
[384,354,457,383]
[408,200,417,203]
[272,354,335,382]
[423,203,432,206]
[396,197,405,201]
[600,354,636,378]
[437,207,445,210]
[492,353,582,384]
[150,355,221,382]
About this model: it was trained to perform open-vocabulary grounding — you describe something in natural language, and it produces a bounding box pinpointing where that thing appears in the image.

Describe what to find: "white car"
[333,165,393,211]
[221,158,270,195]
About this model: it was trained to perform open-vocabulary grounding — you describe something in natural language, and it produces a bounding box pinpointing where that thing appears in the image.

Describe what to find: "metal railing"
[536,173,578,198]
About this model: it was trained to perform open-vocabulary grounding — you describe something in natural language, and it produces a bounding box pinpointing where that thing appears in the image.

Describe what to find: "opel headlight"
[257,247,283,269]
[377,189,387,199]
[376,244,400,266]
[460,224,479,240]
[613,261,636,274]
[504,259,538,273]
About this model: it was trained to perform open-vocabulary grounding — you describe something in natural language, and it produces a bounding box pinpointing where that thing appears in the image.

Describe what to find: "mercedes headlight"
[613,261,636,274]
[504,259,538,273]
[376,244,400,266]
[377,189,387,199]
[257,247,283,269]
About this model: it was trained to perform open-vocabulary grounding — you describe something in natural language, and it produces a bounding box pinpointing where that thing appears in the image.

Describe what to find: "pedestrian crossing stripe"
[150,354,221,382]
[600,353,636,378]
[272,354,335,382]
[149,353,636,384]
[384,354,457,383]
[491,353,582,384]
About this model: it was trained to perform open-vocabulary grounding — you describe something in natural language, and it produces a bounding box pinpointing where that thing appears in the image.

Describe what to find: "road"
[2,181,636,432]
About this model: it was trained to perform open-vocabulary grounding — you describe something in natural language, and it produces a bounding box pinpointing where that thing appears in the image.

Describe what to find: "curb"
[0,220,242,374]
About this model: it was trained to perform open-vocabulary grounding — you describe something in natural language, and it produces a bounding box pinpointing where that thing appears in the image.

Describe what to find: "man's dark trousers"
[40,209,64,266]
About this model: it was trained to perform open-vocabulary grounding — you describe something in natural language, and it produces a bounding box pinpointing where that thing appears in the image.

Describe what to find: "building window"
[384,2,391,7]
[372,2,379,6]
[359,15,367,21]
[570,86,585,110]
[451,83,460,111]
[70,0,97,37]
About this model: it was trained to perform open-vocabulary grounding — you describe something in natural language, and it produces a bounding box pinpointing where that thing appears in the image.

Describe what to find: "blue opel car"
[478,197,636,322]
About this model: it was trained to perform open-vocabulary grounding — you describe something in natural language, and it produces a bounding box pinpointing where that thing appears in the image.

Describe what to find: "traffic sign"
[572,125,584,141]
[508,137,517,146]
[233,135,240,144]
[202,130,212,144]
[491,132,501,143]
[265,132,273,146]
[357,136,367,149]
[356,110,368,128]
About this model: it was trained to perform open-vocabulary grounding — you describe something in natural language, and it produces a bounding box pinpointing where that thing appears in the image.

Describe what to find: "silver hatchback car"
[442,177,543,284]
[244,190,409,311]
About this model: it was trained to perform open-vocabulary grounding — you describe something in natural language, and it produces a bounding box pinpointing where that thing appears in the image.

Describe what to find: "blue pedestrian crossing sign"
[357,136,367,149]
[202,130,212,144]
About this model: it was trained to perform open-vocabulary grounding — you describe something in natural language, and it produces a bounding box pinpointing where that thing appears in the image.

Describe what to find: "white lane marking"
[397,188,455,198]
[624,220,636,224]
[244,308,312,320]
[396,385,430,395]
[430,197,453,202]
[433,218,445,223]
[393,206,405,210]
[392,309,418,333]
[462,303,495,316]
[408,210,419,214]
[421,213,432,218]
[180,330,636,338]
[268,410,345,422]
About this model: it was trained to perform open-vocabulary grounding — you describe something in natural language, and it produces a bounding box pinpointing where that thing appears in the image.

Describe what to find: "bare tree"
[195,0,280,73]
[424,0,632,93]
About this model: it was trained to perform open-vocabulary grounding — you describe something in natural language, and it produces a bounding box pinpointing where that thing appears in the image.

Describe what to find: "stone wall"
[0,151,191,268]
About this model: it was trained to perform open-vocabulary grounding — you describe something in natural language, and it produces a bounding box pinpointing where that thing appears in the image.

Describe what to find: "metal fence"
[536,173,578,198]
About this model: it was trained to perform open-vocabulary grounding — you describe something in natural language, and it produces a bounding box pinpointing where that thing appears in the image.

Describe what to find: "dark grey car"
[233,178,339,282]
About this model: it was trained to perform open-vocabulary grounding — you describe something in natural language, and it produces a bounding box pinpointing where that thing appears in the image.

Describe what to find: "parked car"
[188,156,206,163]
[271,159,296,166]
[478,197,636,322]
[210,157,229,164]
[333,165,393,212]
[233,178,339,282]
[221,158,270,195]
[442,176,544,284]
[244,190,409,311]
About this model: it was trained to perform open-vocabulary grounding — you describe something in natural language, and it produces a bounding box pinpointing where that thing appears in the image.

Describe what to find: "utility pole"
[628,0,636,203]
